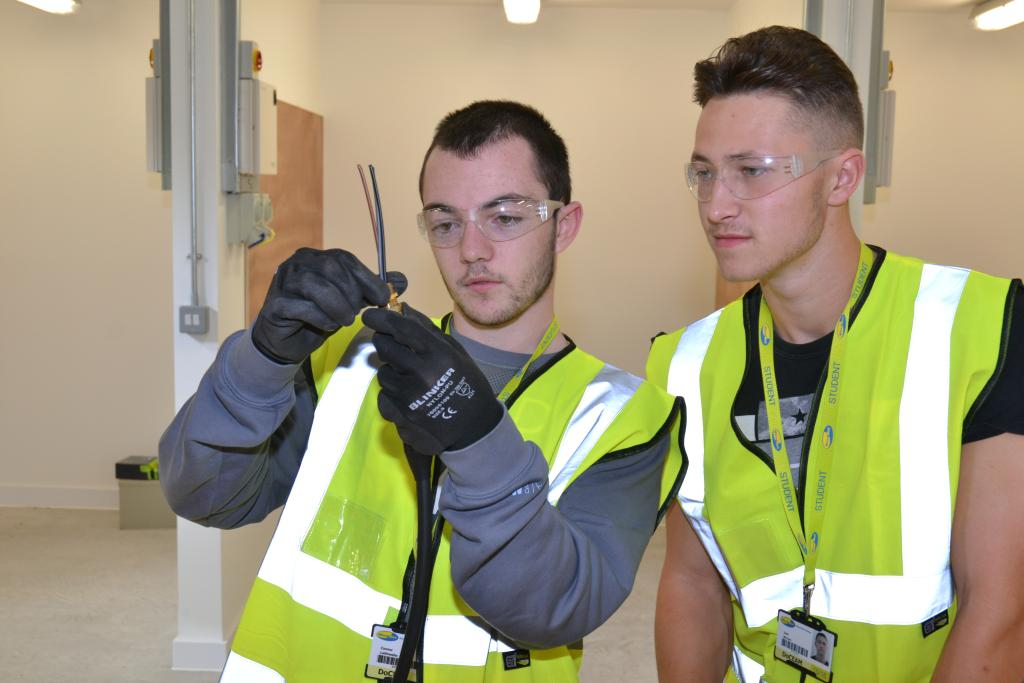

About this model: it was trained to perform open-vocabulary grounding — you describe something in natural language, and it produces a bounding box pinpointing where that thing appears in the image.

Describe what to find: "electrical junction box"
[145,75,162,173]
[239,80,277,177]
[876,89,896,188]
[226,192,274,247]
[145,38,166,176]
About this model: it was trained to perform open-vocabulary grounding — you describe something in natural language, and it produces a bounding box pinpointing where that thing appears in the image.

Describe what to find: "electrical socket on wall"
[179,305,210,335]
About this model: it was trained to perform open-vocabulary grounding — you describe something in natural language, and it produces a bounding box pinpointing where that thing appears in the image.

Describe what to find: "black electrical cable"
[391,447,436,683]
[369,164,387,282]
[356,164,435,683]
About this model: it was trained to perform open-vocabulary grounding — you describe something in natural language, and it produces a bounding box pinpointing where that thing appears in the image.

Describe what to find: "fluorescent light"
[15,0,80,14]
[503,0,540,24]
[971,0,1024,31]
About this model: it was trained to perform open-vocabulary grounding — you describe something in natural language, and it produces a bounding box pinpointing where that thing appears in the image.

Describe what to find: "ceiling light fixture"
[15,0,80,14]
[970,0,1024,30]
[503,0,541,25]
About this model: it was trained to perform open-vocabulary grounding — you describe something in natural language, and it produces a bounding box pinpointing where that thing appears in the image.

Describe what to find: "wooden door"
[246,101,324,325]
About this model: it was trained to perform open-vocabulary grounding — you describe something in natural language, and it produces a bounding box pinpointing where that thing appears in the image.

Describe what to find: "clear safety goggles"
[685,152,838,202]
[416,198,563,248]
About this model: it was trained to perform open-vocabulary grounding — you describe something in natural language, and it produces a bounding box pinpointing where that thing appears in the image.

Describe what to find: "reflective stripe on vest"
[547,364,643,504]
[666,308,738,605]
[731,646,766,683]
[221,652,285,682]
[667,265,968,629]
[735,565,953,629]
[900,264,969,576]
[226,342,639,673]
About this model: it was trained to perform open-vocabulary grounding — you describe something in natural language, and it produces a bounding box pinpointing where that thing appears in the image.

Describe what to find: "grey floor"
[0,507,664,682]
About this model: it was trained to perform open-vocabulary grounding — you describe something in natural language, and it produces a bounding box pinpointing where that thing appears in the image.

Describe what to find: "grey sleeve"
[158,329,316,529]
[439,411,669,649]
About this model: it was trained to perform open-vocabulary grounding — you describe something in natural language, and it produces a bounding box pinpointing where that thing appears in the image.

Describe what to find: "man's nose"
[459,220,494,262]
[704,175,741,223]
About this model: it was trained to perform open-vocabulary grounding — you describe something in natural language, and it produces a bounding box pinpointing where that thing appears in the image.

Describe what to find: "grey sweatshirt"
[159,326,677,648]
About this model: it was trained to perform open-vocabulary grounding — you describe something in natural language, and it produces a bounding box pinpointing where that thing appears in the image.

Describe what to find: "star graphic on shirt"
[791,408,807,424]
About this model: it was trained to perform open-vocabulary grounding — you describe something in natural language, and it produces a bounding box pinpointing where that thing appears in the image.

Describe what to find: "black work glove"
[252,247,407,365]
[363,304,504,455]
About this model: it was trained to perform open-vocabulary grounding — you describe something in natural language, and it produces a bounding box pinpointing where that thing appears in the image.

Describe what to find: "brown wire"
[357,164,380,251]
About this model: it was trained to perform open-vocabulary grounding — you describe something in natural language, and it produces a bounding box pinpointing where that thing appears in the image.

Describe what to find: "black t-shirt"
[734,278,1024,492]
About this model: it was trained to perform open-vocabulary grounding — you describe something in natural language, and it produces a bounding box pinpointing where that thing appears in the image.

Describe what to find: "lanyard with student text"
[757,242,873,613]
[443,316,561,404]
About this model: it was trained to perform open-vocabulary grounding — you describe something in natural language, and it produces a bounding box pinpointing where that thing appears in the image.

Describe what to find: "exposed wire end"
[369,164,387,282]
[357,164,380,250]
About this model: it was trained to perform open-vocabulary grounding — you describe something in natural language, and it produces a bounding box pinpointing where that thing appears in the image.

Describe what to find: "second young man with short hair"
[650,26,1024,683]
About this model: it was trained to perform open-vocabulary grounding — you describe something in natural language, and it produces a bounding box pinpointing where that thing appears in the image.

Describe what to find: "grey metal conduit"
[188,0,200,307]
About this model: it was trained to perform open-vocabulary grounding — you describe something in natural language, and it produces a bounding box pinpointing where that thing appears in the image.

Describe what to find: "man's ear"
[827,149,865,207]
[554,201,583,254]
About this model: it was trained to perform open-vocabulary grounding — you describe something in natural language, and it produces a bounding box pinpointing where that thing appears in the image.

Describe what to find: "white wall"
[0,0,172,509]
[319,3,729,376]
[863,11,1024,279]
[2,0,1017,507]
[241,0,322,113]
[0,0,324,511]
[729,0,803,35]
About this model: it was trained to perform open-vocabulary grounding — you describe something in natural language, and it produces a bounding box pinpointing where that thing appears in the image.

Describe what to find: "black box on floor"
[115,456,175,529]
[115,455,159,481]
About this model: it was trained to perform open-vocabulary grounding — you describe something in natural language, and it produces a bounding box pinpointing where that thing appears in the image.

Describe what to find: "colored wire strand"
[357,164,385,280]
[369,164,387,281]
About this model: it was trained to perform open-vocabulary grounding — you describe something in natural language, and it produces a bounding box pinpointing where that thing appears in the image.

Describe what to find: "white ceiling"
[321,0,977,12]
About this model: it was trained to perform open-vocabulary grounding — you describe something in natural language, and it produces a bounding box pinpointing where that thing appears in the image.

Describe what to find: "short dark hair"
[419,100,571,203]
[693,25,864,151]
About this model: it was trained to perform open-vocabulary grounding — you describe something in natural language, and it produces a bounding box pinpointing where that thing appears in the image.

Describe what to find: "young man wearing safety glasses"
[648,26,1024,682]
[160,100,683,682]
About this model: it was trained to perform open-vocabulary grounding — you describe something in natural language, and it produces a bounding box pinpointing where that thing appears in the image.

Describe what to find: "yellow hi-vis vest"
[223,318,683,682]
[647,250,1011,683]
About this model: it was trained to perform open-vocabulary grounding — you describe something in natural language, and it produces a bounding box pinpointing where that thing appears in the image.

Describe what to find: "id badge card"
[365,624,416,681]
[774,610,837,682]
